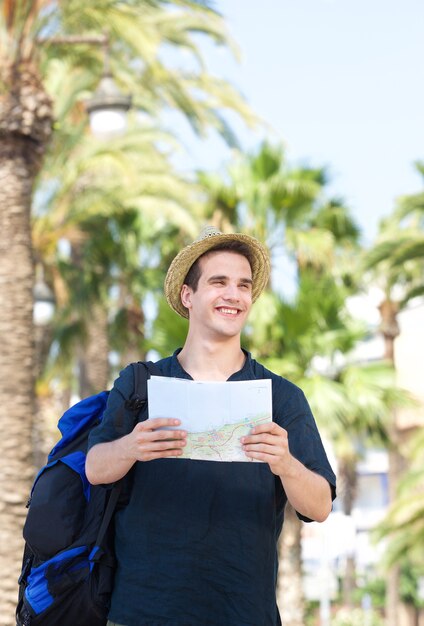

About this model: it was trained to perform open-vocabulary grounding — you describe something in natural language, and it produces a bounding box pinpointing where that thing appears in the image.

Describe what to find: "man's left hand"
[241,422,294,476]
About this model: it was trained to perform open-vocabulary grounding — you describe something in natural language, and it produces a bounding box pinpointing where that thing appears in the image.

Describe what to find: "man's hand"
[86,418,186,485]
[242,421,332,522]
[241,422,293,476]
[127,418,187,462]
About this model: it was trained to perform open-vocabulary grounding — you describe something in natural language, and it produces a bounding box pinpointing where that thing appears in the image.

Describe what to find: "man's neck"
[178,336,246,381]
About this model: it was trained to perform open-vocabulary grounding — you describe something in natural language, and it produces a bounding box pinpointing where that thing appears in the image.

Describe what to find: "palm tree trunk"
[69,243,110,398]
[0,135,37,622]
[79,303,110,397]
[338,456,358,606]
[0,62,53,623]
[120,302,147,367]
[277,502,305,626]
[379,299,404,626]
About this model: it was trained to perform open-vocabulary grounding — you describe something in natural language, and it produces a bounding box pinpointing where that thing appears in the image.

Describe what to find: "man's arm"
[86,418,187,485]
[241,422,332,522]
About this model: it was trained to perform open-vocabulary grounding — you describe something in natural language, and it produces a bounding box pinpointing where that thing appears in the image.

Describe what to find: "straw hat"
[164,226,271,318]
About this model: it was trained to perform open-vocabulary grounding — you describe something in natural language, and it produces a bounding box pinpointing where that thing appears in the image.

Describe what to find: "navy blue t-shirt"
[88,350,336,626]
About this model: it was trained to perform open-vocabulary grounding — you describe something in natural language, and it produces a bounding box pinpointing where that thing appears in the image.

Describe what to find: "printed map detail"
[148,377,273,462]
[182,414,270,462]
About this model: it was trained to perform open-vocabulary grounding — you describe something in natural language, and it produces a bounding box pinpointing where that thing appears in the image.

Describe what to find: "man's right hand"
[86,418,186,485]
[128,418,187,462]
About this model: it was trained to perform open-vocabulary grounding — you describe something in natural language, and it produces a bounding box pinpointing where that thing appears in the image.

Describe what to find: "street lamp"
[33,265,55,327]
[38,33,132,136]
[85,39,132,137]
[33,264,55,381]
[32,266,56,464]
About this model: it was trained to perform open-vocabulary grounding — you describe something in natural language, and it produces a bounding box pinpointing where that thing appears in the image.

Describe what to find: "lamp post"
[82,37,132,396]
[32,265,56,466]
[37,33,132,136]
[33,265,55,378]
[33,267,55,326]
[85,38,132,137]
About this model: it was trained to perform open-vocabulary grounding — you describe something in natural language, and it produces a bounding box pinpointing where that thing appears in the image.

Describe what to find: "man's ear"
[180,284,192,310]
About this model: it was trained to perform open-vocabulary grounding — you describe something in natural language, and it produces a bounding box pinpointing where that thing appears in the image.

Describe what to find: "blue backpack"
[16,361,160,626]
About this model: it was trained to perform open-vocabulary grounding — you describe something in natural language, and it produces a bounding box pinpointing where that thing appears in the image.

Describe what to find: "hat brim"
[164,232,271,318]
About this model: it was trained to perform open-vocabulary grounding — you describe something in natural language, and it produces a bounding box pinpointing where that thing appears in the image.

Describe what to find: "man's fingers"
[242,432,279,446]
[243,443,278,456]
[249,422,286,436]
[135,417,181,431]
[137,428,187,442]
[134,436,187,462]
[142,439,186,452]
[142,449,184,461]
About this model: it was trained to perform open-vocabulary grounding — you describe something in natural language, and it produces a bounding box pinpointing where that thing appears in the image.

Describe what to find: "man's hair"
[183,241,254,292]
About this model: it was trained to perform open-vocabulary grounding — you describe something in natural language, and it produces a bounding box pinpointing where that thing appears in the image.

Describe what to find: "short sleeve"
[87,364,139,451]
[272,377,337,521]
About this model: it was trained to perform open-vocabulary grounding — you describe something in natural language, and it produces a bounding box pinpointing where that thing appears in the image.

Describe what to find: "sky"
[179,0,424,245]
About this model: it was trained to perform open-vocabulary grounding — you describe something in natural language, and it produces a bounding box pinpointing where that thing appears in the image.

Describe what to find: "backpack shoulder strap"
[115,361,162,433]
[95,362,164,551]
[125,360,161,412]
[132,360,162,399]
[93,479,123,558]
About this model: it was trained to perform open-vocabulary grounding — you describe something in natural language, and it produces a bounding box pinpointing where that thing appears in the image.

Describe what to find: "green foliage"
[148,296,188,357]
[353,563,424,610]
[353,577,386,609]
[374,428,424,566]
[196,141,406,473]
[331,607,384,626]
[364,161,424,306]
[399,562,424,608]
[304,600,320,626]
[24,0,259,389]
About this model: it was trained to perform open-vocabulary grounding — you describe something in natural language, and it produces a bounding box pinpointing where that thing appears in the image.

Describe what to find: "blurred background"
[0,1,423,625]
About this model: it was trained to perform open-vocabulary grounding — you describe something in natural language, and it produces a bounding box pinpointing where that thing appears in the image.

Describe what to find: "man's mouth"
[216,307,239,316]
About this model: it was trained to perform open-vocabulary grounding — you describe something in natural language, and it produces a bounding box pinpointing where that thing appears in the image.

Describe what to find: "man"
[86,226,336,626]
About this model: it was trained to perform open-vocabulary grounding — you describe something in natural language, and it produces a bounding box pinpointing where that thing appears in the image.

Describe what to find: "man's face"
[181,250,253,339]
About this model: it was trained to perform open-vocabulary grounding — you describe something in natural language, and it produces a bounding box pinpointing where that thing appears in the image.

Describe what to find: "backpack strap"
[125,361,161,412]
[92,480,123,560]
[115,361,162,434]
[95,361,163,553]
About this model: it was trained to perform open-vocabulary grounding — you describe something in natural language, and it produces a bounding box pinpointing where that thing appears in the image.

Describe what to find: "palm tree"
[375,427,424,566]
[369,177,424,565]
[199,145,421,622]
[199,141,326,244]
[33,1,257,396]
[35,121,203,396]
[364,178,424,626]
[0,3,54,616]
[373,427,424,626]
[246,275,404,613]
[0,1,256,619]
[367,162,424,287]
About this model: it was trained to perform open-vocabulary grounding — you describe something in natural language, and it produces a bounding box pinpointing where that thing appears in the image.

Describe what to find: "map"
[147,376,272,462]
[181,413,271,462]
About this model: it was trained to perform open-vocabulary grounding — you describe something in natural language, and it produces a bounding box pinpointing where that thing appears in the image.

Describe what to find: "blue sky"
[180,0,424,244]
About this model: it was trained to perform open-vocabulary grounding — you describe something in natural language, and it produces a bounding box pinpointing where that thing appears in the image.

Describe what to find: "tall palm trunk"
[338,456,358,606]
[121,302,147,367]
[0,62,53,622]
[69,244,110,398]
[379,298,405,626]
[79,303,110,398]
[277,503,305,626]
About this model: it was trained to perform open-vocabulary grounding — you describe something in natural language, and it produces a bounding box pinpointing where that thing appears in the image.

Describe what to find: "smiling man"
[86,226,336,626]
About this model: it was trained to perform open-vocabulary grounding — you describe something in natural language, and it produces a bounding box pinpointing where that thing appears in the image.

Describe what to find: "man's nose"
[223,282,240,300]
